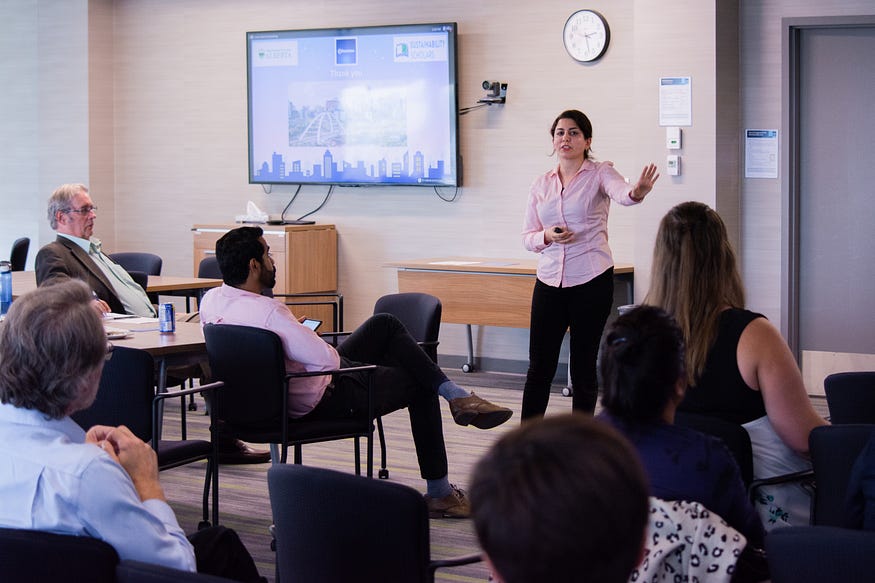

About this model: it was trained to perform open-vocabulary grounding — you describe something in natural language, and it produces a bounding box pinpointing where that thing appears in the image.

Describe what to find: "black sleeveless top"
[678,308,768,424]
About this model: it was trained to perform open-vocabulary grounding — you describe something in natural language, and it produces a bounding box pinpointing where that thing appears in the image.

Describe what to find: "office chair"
[766,525,875,583]
[675,411,756,487]
[824,371,875,423]
[203,323,377,473]
[809,423,875,526]
[0,526,119,583]
[268,464,481,583]
[109,252,163,304]
[674,411,815,502]
[198,255,222,279]
[9,237,30,271]
[71,346,222,528]
[369,292,442,479]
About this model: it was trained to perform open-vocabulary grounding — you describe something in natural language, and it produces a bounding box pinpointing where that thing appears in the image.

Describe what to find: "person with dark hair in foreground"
[0,281,264,582]
[199,226,513,518]
[469,414,650,583]
[598,305,765,549]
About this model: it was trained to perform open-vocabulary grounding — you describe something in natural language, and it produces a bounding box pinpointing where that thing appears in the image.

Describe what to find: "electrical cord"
[295,185,333,221]
[280,185,303,222]
[434,186,459,202]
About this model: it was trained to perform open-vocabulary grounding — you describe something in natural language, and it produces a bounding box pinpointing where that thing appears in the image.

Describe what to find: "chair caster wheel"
[462,363,473,373]
[562,387,573,397]
[378,469,389,479]
[197,521,211,530]
[188,403,198,411]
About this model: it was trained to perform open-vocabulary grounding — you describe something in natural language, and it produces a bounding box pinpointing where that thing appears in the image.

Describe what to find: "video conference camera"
[480,81,508,104]
[482,80,508,98]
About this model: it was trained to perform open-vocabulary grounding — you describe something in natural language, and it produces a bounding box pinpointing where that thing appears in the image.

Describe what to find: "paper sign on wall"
[744,129,778,179]
[659,77,692,126]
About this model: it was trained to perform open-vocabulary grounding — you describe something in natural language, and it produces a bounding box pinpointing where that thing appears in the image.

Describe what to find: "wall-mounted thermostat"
[666,127,682,149]
[667,155,681,176]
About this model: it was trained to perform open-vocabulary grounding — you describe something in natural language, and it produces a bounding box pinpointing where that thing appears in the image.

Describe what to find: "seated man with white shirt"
[35,183,156,317]
[0,280,265,582]
[199,226,513,518]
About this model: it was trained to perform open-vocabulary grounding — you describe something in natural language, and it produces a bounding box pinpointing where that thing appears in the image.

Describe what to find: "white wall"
[101,0,724,368]
[5,0,869,372]
[0,0,91,269]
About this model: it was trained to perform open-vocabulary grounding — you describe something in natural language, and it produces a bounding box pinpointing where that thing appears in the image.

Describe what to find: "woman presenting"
[521,109,659,419]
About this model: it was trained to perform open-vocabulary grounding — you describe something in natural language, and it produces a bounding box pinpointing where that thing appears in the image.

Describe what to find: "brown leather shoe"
[425,484,470,518]
[217,439,271,465]
[449,392,513,429]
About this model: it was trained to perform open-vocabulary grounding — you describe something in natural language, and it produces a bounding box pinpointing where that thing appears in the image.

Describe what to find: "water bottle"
[0,261,12,317]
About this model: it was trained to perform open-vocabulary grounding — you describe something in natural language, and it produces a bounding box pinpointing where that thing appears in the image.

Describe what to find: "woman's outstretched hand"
[631,163,660,202]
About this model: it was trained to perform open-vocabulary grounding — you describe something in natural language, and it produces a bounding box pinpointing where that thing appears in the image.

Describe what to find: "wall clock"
[563,9,610,63]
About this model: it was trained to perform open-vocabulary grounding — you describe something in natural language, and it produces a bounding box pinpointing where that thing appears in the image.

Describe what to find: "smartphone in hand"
[302,318,322,331]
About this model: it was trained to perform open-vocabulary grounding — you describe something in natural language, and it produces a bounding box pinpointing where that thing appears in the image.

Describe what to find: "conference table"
[11,271,222,307]
[389,257,634,373]
[106,319,207,438]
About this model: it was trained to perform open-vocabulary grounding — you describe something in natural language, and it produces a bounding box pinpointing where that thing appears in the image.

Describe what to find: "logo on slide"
[335,38,357,65]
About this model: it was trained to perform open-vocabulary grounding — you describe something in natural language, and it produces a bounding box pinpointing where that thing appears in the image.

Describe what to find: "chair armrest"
[428,553,483,576]
[273,292,343,331]
[748,469,815,503]
[151,381,223,452]
[273,292,343,299]
[283,364,376,380]
[279,365,378,450]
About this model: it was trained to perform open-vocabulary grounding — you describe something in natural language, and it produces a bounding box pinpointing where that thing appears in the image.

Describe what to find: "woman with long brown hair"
[645,201,827,528]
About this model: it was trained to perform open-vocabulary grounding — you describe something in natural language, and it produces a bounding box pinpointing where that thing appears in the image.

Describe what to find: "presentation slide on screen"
[248,28,457,185]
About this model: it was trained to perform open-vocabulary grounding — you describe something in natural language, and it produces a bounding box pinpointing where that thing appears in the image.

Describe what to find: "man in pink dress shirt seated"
[198,226,513,518]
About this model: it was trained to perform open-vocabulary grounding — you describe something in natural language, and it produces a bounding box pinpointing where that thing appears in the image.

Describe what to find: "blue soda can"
[159,302,176,333]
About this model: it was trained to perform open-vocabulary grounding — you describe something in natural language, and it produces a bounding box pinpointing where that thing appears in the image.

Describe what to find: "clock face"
[563,10,610,62]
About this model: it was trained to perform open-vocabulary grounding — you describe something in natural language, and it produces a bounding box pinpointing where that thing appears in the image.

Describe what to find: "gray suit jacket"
[34,236,127,314]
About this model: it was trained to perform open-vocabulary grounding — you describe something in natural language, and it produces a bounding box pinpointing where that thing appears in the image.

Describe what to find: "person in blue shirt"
[597,305,765,549]
[0,280,264,582]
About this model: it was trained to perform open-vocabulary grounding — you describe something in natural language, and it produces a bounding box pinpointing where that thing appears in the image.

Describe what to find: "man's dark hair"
[469,414,649,583]
[215,226,265,286]
[0,280,106,419]
[599,305,686,423]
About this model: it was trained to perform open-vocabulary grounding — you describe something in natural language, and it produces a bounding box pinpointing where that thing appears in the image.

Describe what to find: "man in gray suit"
[35,183,156,317]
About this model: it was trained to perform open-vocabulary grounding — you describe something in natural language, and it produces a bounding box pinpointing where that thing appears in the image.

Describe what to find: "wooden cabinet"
[192,224,339,330]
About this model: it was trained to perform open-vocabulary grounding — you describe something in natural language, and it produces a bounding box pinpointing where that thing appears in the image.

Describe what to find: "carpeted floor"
[160,370,829,582]
[160,370,578,582]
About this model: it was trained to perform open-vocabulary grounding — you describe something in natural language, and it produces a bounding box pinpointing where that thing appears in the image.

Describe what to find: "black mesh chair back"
[824,371,875,423]
[198,256,222,279]
[268,464,479,583]
[0,526,119,583]
[369,292,442,478]
[373,292,442,361]
[809,424,875,526]
[71,346,220,527]
[674,411,755,486]
[109,252,163,304]
[204,323,375,472]
[766,525,875,583]
[108,252,163,276]
[10,237,30,271]
[128,270,150,297]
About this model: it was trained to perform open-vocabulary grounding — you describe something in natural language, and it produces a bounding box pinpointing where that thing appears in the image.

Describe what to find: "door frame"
[781,14,875,361]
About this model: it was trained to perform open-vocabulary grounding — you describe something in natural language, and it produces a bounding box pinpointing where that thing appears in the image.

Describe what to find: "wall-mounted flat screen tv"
[247,22,460,187]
